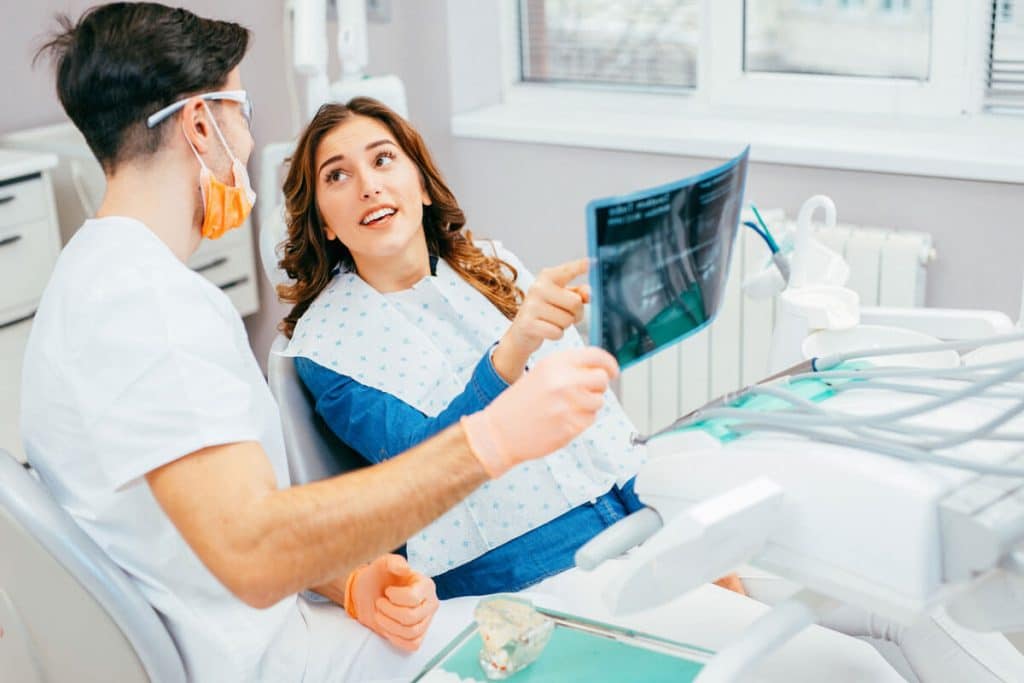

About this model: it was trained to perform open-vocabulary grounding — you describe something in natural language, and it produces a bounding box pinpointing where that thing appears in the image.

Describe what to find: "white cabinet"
[187,221,261,317]
[0,151,62,463]
[1,122,262,318]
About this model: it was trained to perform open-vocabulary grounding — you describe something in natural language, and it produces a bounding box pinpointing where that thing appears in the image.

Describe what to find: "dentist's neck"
[353,233,431,293]
[97,153,202,263]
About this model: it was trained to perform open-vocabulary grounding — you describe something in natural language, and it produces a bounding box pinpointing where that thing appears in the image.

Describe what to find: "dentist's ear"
[181,97,213,155]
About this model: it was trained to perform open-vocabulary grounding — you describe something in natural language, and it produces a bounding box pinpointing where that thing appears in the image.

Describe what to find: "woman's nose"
[360,178,382,199]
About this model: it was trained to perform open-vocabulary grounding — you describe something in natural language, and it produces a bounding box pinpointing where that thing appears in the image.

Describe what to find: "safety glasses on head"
[146,90,253,129]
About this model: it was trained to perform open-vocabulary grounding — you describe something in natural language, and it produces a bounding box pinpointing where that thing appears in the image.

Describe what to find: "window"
[447,0,1024,182]
[509,1,983,117]
[518,0,699,90]
[988,0,1024,113]
[744,0,932,81]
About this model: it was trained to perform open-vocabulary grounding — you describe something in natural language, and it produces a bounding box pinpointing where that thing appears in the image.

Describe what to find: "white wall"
[3,1,1021,371]
[401,2,1021,327]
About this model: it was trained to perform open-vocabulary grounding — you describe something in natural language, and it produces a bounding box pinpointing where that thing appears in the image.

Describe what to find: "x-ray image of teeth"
[586,148,749,367]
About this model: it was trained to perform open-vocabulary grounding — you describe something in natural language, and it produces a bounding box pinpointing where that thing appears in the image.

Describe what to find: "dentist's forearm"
[147,425,488,609]
[243,425,488,606]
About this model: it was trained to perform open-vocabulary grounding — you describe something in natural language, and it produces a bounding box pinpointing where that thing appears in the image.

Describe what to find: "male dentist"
[23,3,618,680]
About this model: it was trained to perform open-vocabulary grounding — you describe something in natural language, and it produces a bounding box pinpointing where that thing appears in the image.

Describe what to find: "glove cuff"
[343,566,364,620]
[460,412,508,479]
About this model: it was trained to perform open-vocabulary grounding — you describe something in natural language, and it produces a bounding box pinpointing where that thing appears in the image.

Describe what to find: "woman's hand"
[492,257,591,383]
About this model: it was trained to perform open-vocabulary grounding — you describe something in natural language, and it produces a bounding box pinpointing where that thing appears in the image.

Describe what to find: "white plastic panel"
[708,231,744,398]
[843,226,887,306]
[816,225,852,258]
[678,329,711,417]
[619,359,651,435]
[879,231,931,308]
[648,345,680,434]
[741,226,776,386]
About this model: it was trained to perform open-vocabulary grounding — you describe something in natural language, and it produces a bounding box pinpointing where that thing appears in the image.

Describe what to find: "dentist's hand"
[345,554,439,652]
[462,346,619,478]
[493,258,591,382]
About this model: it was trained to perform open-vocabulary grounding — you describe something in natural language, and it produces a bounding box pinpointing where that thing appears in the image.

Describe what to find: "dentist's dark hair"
[35,2,249,173]
[278,98,524,339]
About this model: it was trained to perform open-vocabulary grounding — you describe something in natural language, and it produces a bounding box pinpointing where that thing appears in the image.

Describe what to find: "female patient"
[276,98,648,599]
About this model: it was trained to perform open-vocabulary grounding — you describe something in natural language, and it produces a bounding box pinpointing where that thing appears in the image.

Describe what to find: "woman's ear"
[320,213,338,241]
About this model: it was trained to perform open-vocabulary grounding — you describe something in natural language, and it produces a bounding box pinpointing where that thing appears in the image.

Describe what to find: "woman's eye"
[325,170,347,184]
[376,151,395,167]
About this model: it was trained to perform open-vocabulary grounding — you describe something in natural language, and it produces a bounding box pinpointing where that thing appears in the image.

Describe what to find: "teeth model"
[474,597,554,680]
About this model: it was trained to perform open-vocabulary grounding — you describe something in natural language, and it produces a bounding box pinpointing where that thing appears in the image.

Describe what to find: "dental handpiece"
[574,507,664,571]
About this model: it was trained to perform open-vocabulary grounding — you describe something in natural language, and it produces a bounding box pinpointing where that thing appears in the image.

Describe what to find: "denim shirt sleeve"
[294,348,509,463]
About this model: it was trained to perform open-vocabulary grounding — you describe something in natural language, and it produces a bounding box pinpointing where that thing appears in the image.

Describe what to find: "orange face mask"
[185,104,256,240]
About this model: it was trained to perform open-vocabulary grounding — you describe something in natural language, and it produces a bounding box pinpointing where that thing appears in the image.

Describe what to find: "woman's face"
[314,115,431,265]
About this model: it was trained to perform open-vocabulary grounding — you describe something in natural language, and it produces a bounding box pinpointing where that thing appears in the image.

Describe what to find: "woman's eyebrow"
[318,154,344,173]
[318,140,396,173]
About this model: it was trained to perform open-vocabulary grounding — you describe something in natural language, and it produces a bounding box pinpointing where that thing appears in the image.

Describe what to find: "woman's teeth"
[361,208,396,225]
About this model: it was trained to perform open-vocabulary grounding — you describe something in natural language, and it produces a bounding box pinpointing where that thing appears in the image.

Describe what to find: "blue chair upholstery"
[0,450,186,682]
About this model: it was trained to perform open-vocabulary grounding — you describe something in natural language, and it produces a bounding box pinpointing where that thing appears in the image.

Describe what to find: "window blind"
[518,0,699,90]
[988,0,1024,112]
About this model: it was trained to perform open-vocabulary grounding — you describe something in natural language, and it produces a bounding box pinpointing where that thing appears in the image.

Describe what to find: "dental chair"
[0,449,186,683]
[268,333,366,484]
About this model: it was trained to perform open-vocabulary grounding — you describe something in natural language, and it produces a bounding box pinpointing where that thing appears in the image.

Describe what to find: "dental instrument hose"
[636,356,1024,476]
[712,356,1024,431]
[741,383,1024,452]
[632,358,816,445]
[810,329,1024,372]
[743,207,791,283]
[636,333,1024,446]
[726,420,1024,478]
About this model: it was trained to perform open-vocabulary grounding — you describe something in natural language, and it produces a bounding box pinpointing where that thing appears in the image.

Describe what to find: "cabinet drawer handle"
[219,276,249,291]
[192,256,228,273]
[0,195,14,206]
[0,234,22,248]
[0,309,35,330]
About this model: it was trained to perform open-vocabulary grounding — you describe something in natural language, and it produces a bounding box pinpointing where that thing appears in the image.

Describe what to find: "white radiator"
[617,210,936,435]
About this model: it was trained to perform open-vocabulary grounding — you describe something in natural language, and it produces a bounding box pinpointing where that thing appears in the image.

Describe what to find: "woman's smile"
[359,205,399,229]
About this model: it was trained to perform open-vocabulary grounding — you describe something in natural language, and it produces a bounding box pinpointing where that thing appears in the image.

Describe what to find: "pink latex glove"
[461,346,619,478]
[344,554,439,652]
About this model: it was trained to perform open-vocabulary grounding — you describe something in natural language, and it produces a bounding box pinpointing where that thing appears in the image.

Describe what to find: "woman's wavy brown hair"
[277,98,523,338]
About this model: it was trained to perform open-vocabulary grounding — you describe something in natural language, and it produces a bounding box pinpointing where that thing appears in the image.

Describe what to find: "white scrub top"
[19,217,359,681]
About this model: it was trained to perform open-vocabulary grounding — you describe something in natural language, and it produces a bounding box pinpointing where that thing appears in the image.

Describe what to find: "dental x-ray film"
[587,148,749,368]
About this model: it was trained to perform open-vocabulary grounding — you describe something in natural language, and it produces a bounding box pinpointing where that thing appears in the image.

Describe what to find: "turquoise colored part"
[671,363,869,443]
[438,625,705,682]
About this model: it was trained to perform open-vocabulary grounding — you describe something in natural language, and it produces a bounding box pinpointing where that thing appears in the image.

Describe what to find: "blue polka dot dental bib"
[282,242,646,576]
